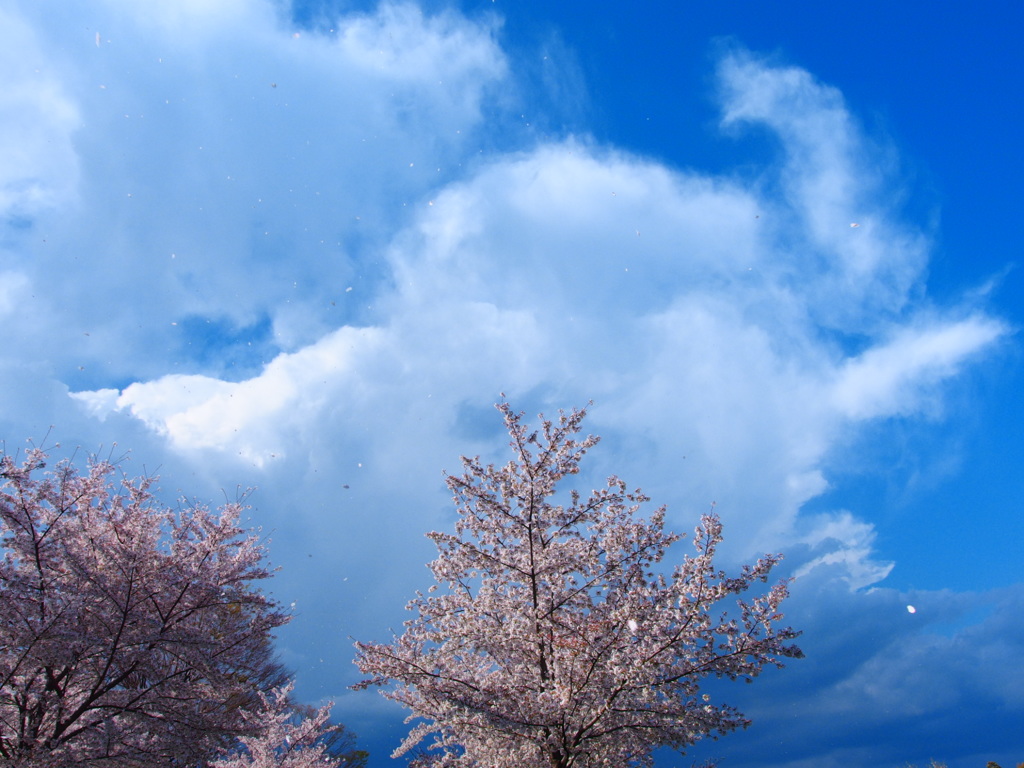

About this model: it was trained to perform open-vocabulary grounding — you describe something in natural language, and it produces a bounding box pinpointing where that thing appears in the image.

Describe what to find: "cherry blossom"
[354,403,802,768]
[211,684,364,768]
[0,448,289,766]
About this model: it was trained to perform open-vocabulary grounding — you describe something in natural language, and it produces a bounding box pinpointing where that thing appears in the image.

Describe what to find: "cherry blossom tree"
[0,447,294,767]
[354,403,803,768]
[211,684,367,768]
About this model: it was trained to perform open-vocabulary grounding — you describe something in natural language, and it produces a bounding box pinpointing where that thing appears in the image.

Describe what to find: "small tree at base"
[211,684,367,768]
[354,402,802,768]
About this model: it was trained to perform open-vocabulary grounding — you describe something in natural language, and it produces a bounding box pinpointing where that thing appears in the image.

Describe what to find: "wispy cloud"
[831,315,1006,420]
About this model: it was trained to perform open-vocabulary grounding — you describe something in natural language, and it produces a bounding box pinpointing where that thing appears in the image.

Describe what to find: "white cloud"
[0,0,507,385]
[793,511,893,589]
[117,0,266,36]
[830,316,1007,419]
[74,56,1006,578]
[0,7,79,217]
[719,50,929,331]
[95,326,386,465]
[0,272,30,316]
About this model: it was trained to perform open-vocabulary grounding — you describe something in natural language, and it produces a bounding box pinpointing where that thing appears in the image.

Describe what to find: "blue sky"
[1,1,1022,767]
